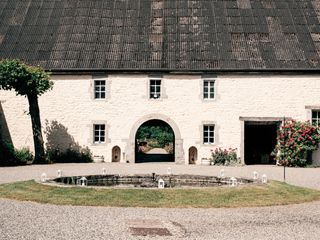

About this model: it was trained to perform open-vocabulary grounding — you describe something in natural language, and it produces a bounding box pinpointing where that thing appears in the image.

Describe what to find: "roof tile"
[0,0,320,71]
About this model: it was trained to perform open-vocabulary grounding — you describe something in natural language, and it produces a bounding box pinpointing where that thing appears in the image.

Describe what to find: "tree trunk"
[27,94,46,164]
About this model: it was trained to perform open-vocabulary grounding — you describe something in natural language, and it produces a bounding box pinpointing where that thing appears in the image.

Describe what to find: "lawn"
[0,180,319,208]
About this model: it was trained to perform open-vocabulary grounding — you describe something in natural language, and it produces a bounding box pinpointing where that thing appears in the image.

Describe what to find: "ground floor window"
[94,124,105,143]
[203,125,215,144]
[312,110,320,126]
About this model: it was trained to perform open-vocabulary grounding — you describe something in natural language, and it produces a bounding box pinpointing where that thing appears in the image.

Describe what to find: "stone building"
[0,0,320,164]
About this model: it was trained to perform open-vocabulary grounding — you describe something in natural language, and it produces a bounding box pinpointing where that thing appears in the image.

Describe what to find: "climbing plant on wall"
[273,120,320,167]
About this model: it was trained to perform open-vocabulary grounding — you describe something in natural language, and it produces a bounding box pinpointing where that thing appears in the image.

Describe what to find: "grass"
[0,180,319,208]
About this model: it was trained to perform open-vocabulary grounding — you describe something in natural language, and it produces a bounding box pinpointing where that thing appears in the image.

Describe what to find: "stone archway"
[188,146,198,164]
[112,146,121,162]
[127,114,184,164]
[135,119,174,163]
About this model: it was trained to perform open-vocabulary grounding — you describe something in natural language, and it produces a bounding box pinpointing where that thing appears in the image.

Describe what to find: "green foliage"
[14,148,34,164]
[211,148,239,166]
[0,59,53,96]
[157,130,174,147]
[0,140,34,166]
[136,126,174,148]
[0,140,16,166]
[46,148,93,163]
[273,120,320,167]
[0,59,53,163]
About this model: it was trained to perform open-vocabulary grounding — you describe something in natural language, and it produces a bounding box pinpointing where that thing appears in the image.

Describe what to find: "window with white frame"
[94,124,105,143]
[203,80,215,99]
[203,125,215,144]
[94,80,106,99]
[150,79,161,99]
[312,110,320,126]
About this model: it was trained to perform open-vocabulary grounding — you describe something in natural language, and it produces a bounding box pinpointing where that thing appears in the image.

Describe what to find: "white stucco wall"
[1,73,320,164]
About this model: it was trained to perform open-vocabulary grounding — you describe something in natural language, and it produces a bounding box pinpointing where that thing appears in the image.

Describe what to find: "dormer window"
[150,79,161,99]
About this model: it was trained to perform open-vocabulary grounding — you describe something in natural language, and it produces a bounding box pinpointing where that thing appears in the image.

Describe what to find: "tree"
[0,59,53,163]
[136,125,174,148]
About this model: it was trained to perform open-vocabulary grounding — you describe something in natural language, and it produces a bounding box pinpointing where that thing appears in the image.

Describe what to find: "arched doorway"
[127,114,184,164]
[112,146,121,162]
[188,146,198,164]
[135,119,174,163]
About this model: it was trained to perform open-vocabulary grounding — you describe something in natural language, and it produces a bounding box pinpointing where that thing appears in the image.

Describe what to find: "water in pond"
[51,174,254,188]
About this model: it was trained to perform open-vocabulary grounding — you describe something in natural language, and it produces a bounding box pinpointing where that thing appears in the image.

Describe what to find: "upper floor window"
[150,79,161,99]
[312,110,320,126]
[203,125,215,144]
[94,80,106,99]
[203,80,215,99]
[94,124,105,143]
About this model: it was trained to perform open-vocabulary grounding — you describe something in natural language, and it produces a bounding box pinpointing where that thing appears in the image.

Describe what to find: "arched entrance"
[188,146,198,164]
[112,146,121,162]
[135,119,174,163]
[127,114,184,164]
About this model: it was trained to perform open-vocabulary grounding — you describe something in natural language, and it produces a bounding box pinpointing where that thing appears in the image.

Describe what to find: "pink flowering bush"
[273,120,320,167]
[210,148,239,166]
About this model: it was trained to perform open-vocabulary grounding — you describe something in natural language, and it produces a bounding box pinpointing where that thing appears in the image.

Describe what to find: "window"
[203,125,215,144]
[94,80,106,99]
[94,124,105,143]
[312,110,320,126]
[203,80,215,99]
[150,79,161,99]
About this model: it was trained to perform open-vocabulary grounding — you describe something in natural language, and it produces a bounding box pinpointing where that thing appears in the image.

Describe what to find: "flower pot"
[93,155,104,163]
[201,158,211,166]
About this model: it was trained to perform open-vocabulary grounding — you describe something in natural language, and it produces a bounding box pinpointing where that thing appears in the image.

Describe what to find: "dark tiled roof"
[1,0,320,71]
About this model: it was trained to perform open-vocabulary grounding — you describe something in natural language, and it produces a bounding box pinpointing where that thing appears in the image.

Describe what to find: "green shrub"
[46,147,93,163]
[14,148,34,164]
[0,140,33,166]
[211,148,239,166]
[273,120,320,167]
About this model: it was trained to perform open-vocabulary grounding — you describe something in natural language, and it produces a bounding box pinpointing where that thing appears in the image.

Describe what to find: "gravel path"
[1,163,320,239]
[1,198,320,240]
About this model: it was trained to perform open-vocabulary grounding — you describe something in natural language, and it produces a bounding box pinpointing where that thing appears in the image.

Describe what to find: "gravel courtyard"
[1,163,320,239]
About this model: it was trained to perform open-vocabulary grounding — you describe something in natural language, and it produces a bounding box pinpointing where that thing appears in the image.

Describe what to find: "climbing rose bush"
[273,120,320,167]
[210,148,239,166]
